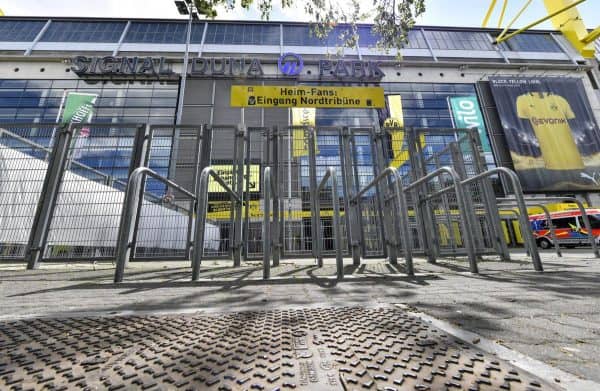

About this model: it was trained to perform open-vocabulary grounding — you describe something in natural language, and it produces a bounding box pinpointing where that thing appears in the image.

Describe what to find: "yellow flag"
[291,107,316,157]
[0,9,4,16]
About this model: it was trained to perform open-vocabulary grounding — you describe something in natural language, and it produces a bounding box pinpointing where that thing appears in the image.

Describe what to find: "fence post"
[271,126,281,266]
[409,128,438,263]
[232,124,245,267]
[469,130,511,261]
[123,124,150,264]
[263,167,272,279]
[371,128,394,262]
[450,142,485,256]
[25,124,73,269]
[341,127,362,265]
[307,126,323,265]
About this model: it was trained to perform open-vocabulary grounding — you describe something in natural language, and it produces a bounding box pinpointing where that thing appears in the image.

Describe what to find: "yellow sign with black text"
[208,165,260,193]
[230,86,385,108]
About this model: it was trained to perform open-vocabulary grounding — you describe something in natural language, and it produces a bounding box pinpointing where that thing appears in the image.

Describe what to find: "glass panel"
[204,23,279,45]
[423,30,494,51]
[0,20,45,42]
[40,21,126,42]
[498,33,562,53]
[125,22,188,44]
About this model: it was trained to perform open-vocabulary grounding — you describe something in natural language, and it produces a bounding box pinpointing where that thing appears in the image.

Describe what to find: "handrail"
[463,167,543,272]
[498,196,599,258]
[114,166,195,283]
[350,166,414,276]
[316,167,344,279]
[191,166,242,281]
[499,204,562,258]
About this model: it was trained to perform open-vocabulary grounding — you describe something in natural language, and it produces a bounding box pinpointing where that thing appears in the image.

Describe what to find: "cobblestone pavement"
[1,251,600,388]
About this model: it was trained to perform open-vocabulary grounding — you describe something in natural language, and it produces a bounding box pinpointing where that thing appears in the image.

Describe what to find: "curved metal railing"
[192,166,243,281]
[114,167,195,283]
[351,166,415,276]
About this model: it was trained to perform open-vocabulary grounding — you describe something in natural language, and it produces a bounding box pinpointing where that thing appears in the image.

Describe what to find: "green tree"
[192,0,426,51]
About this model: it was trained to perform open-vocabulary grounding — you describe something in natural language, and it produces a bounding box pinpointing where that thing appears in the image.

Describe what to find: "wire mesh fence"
[43,123,143,260]
[0,119,514,269]
[132,125,200,260]
[0,123,57,260]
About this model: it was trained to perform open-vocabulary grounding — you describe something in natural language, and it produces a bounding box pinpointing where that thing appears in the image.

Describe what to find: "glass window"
[283,25,324,46]
[498,33,562,53]
[423,30,494,51]
[40,21,126,42]
[579,215,600,229]
[0,20,46,42]
[553,217,577,229]
[204,23,279,45]
[125,22,188,44]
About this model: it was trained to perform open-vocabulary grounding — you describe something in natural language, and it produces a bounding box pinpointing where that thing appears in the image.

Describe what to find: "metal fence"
[0,121,544,277]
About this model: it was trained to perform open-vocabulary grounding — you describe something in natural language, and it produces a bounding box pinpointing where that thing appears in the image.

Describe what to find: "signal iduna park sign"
[230,85,385,108]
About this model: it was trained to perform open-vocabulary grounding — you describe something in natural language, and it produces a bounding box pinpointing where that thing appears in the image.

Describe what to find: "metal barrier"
[351,167,414,276]
[192,166,243,281]
[316,167,344,279]
[462,168,543,272]
[262,166,280,279]
[114,167,195,283]
[0,120,553,280]
[405,166,478,272]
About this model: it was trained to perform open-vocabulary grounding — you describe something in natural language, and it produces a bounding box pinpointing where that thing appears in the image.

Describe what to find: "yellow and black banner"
[489,76,600,191]
[231,85,385,108]
[291,107,316,157]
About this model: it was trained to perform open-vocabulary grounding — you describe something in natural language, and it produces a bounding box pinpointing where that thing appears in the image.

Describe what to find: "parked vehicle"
[529,209,600,249]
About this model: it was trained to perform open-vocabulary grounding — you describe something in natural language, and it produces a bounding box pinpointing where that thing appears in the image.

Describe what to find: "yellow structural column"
[543,0,596,58]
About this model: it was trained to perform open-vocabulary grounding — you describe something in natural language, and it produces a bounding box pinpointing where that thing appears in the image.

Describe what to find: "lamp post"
[174,0,198,125]
[169,1,198,183]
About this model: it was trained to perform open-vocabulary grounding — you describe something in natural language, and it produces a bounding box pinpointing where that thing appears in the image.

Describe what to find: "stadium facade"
[1,17,599,195]
[1,17,600,260]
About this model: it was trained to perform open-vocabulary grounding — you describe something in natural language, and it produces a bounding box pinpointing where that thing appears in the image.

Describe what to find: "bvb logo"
[278,52,304,76]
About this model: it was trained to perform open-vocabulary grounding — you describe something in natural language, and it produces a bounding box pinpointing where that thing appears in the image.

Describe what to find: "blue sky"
[2,0,599,29]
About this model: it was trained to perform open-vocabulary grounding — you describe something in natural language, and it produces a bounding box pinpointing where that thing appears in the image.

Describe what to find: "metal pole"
[370,128,393,262]
[307,127,322,265]
[192,168,210,280]
[341,127,361,265]
[114,169,146,283]
[469,129,511,261]
[233,124,245,266]
[450,142,485,255]
[25,124,73,269]
[271,126,281,266]
[263,167,272,279]
[330,169,344,279]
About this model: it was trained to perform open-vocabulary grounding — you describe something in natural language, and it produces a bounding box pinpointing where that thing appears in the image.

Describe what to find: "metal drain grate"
[0,307,557,390]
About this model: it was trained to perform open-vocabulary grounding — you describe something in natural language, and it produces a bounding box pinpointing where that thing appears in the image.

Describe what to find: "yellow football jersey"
[516,92,584,170]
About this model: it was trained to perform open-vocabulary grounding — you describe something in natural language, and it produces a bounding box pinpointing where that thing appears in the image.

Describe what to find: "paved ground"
[1,251,600,388]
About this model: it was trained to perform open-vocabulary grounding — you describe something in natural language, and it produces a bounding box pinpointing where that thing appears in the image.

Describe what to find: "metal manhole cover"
[0,307,558,390]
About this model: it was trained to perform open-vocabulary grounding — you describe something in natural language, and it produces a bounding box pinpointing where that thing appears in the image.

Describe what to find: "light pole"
[169,0,198,182]
[174,0,198,125]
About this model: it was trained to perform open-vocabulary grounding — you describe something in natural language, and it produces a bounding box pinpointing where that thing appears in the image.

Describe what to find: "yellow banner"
[384,95,406,167]
[231,86,385,108]
[291,107,316,157]
[208,165,259,193]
